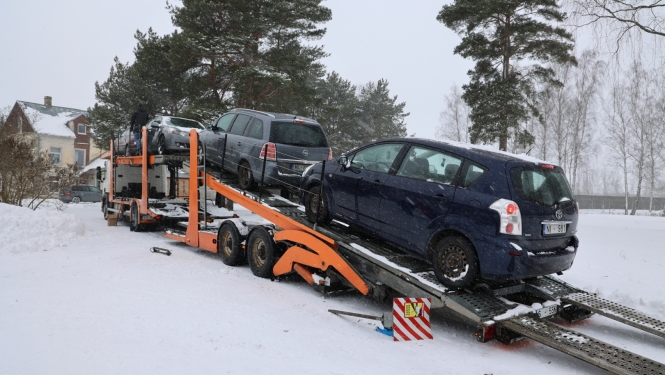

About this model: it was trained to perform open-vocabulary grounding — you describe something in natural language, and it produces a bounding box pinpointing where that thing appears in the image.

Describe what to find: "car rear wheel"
[72,196,81,204]
[218,222,245,266]
[157,135,166,155]
[304,185,331,225]
[432,236,479,290]
[237,161,256,190]
[247,227,275,278]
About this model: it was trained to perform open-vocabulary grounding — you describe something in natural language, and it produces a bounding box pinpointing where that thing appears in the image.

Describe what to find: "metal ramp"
[562,293,665,340]
[502,316,665,375]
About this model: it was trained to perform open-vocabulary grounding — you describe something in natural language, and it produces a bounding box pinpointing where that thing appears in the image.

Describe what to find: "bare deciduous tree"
[436,84,470,143]
[604,78,633,214]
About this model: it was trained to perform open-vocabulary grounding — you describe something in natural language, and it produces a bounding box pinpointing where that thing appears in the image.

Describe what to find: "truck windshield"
[510,167,573,207]
[270,122,328,147]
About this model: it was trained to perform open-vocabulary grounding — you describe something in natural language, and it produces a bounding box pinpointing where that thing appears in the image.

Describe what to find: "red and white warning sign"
[392,297,433,341]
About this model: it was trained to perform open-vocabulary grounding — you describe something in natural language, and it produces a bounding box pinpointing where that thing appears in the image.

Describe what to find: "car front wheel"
[432,236,479,290]
[157,135,167,155]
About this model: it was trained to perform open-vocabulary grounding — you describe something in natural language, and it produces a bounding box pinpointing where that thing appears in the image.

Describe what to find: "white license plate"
[292,164,307,172]
[536,305,558,318]
[543,223,566,235]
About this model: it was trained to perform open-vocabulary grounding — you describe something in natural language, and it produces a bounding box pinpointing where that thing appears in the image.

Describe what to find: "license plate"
[291,164,307,172]
[536,305,558,318]
[543,223,566,235]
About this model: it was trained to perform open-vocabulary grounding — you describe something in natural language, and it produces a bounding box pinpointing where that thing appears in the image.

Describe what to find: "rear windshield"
[269,122,328,147]
[510,167,573,206]
[164,117,204,129]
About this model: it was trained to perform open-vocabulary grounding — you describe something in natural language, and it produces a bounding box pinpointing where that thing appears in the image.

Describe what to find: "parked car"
[198,109,332,194]
[114,116,205,156]
[300,138,579,290]
[59,185,103,203]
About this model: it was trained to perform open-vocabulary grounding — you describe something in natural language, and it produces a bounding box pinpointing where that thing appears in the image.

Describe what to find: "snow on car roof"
[416,137,557,166]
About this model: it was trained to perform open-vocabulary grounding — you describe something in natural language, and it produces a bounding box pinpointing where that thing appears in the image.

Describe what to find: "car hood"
[168,125,203,134]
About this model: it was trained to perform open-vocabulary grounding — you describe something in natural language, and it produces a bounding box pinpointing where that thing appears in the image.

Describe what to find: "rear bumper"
[58,196,73,203]
[475,235,578,281]
[250,161,305,191]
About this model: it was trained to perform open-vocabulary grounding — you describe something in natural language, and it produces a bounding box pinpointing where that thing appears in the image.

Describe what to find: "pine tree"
[312,72,361,156]
[356,79,409,144]
[437,0,576,150]
[169,0,331,114]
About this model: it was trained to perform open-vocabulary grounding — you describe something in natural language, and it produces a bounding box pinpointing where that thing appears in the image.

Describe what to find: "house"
[3,96,103,167]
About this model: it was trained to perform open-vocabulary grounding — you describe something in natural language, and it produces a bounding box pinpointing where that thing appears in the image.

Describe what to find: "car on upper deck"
[198,108,332,195]
[300,138,579,290]
[114,115,205,156]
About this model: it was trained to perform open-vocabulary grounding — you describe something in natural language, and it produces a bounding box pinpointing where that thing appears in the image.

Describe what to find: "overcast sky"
[1,0,473,139]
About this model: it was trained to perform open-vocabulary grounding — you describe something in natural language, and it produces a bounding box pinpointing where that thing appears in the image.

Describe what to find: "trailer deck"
[104,129,665,375]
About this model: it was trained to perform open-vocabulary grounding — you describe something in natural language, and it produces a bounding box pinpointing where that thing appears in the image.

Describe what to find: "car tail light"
[259,142,277,161]
[294,119,305,124]
[65,192,71,196]
[327,148,333,161]
[490,199,522,235]
[541,164,555,169]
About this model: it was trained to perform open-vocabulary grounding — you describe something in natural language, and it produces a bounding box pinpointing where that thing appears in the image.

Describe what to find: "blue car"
[300,138,579,290]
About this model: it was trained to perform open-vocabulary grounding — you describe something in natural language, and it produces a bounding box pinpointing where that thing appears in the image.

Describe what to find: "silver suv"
[199,109,332,194]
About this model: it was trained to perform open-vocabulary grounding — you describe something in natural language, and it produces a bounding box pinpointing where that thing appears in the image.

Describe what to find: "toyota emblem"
[555,209,563,220]
[302,149,309,157]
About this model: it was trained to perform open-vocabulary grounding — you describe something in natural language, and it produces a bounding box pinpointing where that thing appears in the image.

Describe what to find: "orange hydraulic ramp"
[177,130,369,295]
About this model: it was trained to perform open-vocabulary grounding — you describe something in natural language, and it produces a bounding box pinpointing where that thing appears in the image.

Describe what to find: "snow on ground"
[1,203,664,375]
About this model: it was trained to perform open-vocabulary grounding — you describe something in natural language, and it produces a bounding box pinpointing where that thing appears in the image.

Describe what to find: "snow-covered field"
[1,202,664,374]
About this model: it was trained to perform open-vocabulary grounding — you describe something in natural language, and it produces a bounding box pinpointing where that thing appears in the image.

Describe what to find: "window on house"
[78,124,86,134]
[50,147,62,165]
[74,149,86,167]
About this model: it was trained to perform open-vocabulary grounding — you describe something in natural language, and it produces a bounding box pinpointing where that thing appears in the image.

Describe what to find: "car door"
[380,145,462,254]
[224,114,252,172]
[201,114,236,167]
[328,142,404,225]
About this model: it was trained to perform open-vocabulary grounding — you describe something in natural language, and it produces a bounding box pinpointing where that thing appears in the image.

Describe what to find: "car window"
[245,118,264,140]
[215,114,236,132]
[510,167,573,206]
[269,122,328,147]
[229,115,252,135]
[72,186,82,191]
[461,163,486,188]
[151,116,162,125]
[396,146,462,184]
[350,143,403,173]
[90,186,101,193]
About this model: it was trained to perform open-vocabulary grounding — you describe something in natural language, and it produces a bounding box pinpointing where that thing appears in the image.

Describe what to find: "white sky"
[0,0,472,139]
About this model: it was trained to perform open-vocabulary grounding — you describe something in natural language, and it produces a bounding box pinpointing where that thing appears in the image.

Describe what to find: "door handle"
[435,193,446,198]
[372,179,382,184]
[237,142,242,146]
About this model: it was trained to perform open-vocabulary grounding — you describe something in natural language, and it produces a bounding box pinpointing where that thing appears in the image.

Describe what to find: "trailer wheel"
[238,161,256,190]
[247,227,275,278]
[432,236,479,290]
[304,185,331,225]
[130,202,144,232]
[218,222,245,266]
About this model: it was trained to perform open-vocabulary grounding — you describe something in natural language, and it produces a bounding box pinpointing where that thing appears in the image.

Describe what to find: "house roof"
[17,101,88,138]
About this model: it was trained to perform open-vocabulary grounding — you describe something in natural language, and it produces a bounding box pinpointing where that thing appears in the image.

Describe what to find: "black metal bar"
[258,144,268,203]
[328,309,382,321]
[316,160,326,223]
[221,133,227,171]
[203,143,207,230]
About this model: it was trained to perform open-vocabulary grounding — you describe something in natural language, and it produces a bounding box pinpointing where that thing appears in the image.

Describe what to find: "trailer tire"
[432,236,479,291]
[304,185,331,225]
[130,202,144,232]
[218,222,245,266]
[247,227,275,278]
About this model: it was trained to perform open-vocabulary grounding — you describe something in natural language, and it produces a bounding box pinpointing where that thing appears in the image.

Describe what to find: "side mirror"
[339,156,348,171]
[150,124,160,128]
[96,166,102,181]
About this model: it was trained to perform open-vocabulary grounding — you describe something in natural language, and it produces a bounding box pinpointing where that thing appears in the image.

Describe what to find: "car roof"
[229,108,318,124]
[362,137,556,167]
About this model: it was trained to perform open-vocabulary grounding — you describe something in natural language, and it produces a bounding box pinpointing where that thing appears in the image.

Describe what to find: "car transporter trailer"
[103,128,664,375]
